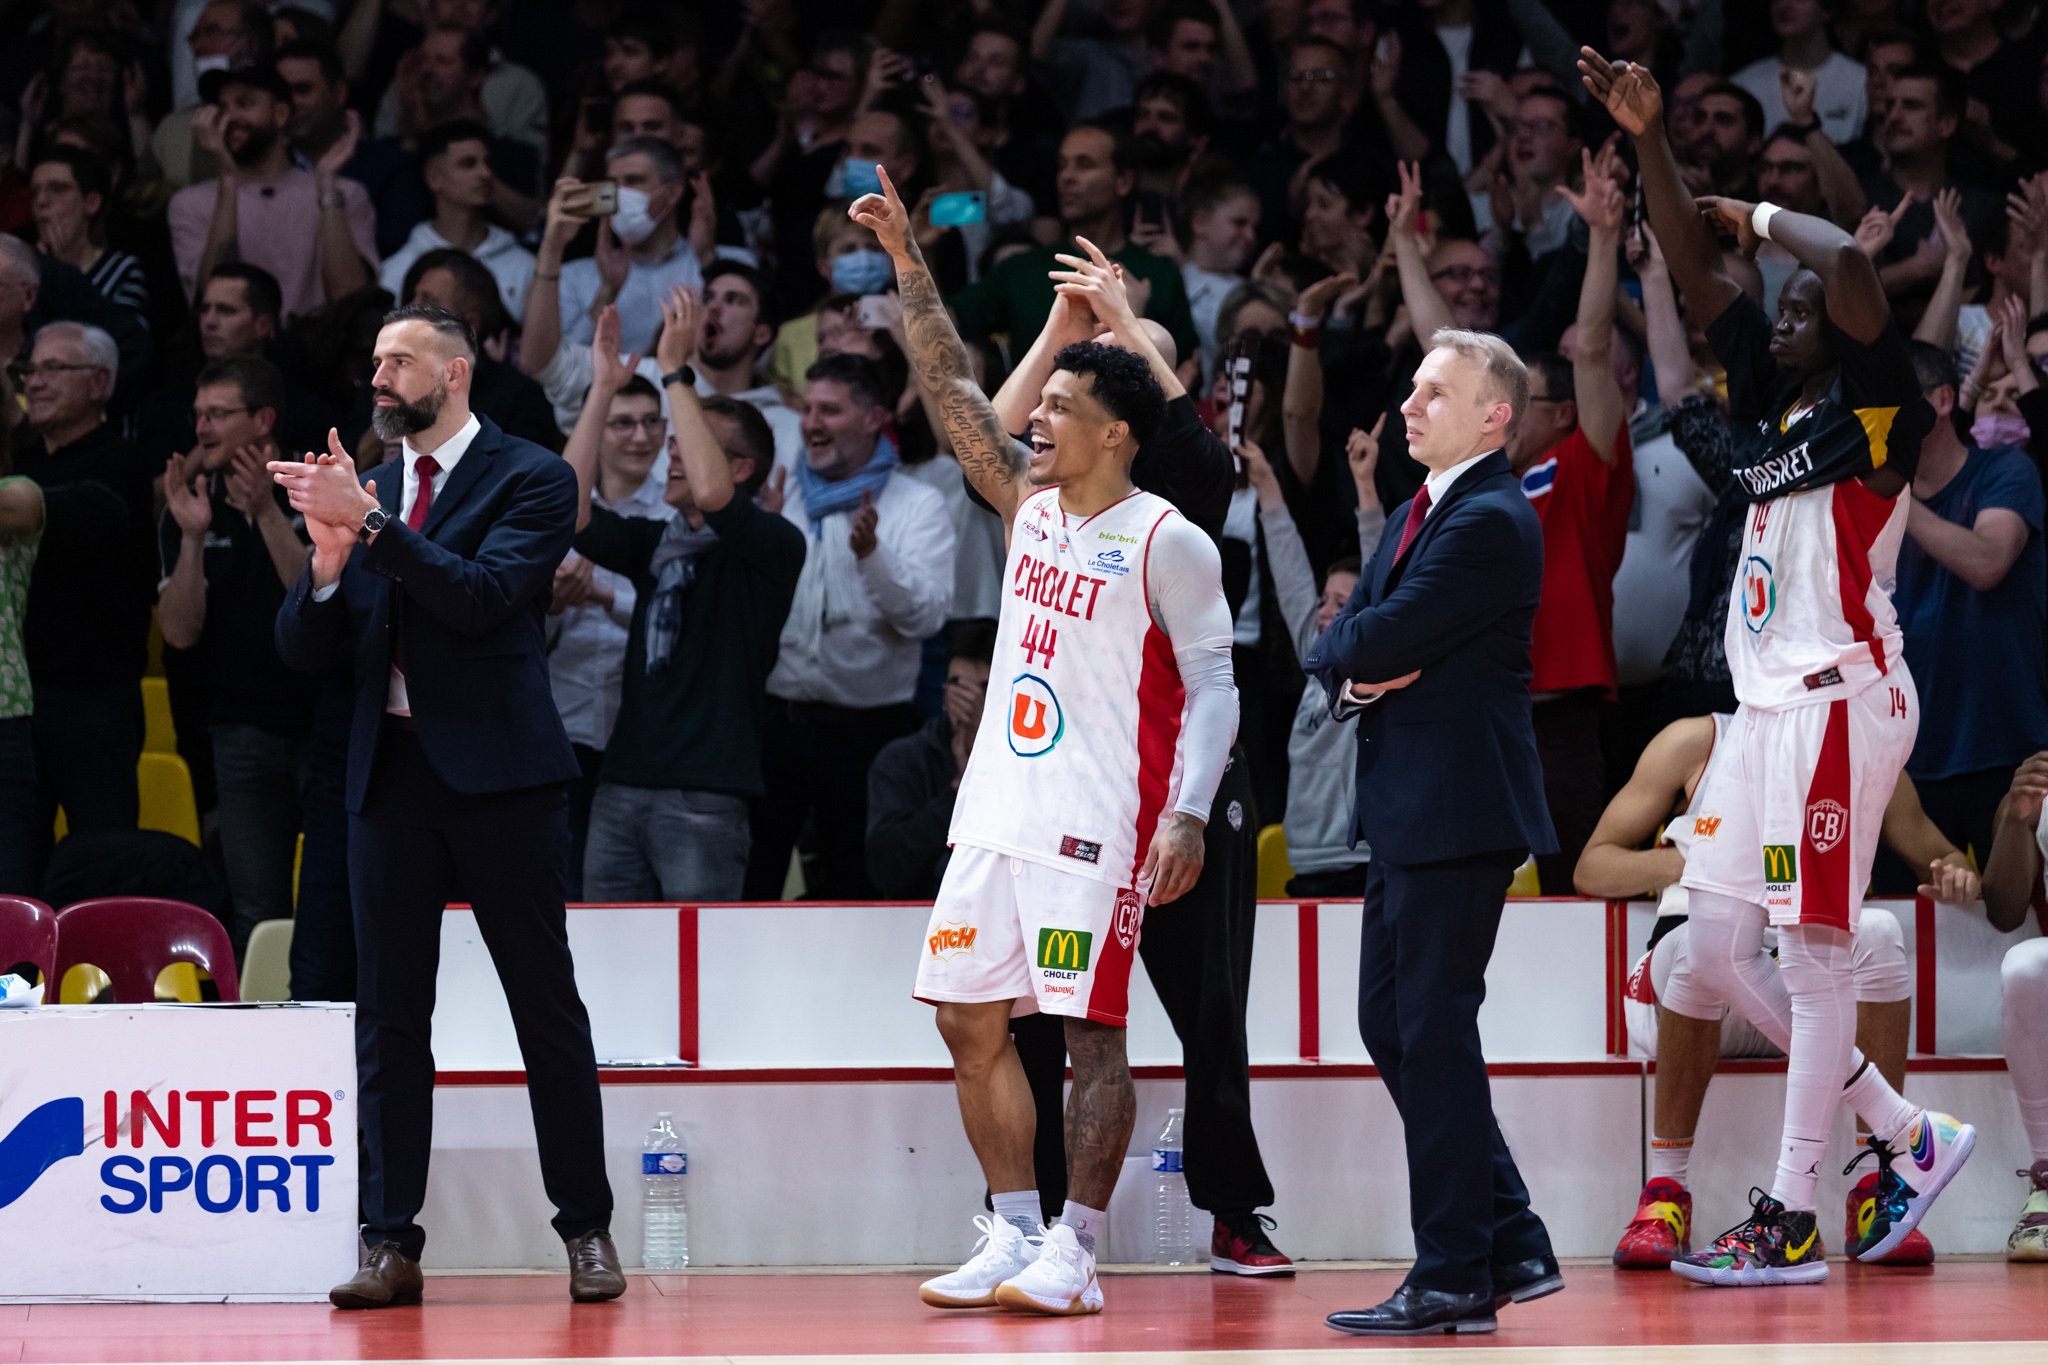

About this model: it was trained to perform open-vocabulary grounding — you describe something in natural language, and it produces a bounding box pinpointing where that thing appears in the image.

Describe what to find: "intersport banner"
[0,1003,356,1301]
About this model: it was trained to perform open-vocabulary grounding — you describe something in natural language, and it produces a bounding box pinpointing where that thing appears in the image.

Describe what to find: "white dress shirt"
[767,468,956,708]
[311,413,484,714]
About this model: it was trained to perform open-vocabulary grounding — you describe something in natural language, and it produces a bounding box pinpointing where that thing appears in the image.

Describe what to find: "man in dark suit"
[270,304,623,1309]
[1305,328,1561,1336]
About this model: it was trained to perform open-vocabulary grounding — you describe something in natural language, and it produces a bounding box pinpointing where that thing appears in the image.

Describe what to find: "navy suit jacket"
[275,414,581,812]
[1304,450,1558,866]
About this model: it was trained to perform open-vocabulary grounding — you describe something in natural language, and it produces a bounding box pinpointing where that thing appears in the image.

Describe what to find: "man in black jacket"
[18,322,154,858]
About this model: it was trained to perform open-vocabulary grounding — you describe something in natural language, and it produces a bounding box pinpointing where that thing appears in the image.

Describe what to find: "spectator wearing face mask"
[766,210,892,404]
[526,137,703,366]
[1880,342,2048,892]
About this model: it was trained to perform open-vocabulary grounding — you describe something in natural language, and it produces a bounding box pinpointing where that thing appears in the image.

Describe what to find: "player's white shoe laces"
[918,1215,1041,1308]
[995,1222,1104,1315]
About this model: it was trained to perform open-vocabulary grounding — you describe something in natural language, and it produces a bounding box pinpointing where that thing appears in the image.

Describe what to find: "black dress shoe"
[330,1242,423,1310]
[1326,1284,1498,1336]
[1492,1255,1565,1308]
[566,1230,627,1302]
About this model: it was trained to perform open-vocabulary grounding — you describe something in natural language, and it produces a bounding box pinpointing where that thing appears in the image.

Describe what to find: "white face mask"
[192,53,231,76]
[611,186,660,246]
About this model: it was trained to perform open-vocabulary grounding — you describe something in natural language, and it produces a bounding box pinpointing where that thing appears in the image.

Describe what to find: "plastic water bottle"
[641,1112,689,1270]
[1152,1108,1195,1265]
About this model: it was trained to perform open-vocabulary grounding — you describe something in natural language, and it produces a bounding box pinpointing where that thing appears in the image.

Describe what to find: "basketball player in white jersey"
[849,168,1238,1316]
[1584,48,1975,1284]
[1974,753,2048,1260]
[1576,715,1976,1269]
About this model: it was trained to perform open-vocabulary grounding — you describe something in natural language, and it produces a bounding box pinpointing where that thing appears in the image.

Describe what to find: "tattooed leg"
[1063,1015,1137,1209]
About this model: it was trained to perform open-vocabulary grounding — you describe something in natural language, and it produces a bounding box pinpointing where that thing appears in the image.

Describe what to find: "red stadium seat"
[53,897,240,1004]
[0,896,57,992]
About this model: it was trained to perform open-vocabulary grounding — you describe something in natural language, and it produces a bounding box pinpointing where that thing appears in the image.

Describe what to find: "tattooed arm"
[850,166,1034,528]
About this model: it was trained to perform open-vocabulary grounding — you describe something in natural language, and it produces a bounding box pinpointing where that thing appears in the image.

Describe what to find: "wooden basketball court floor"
[6,1261,2046,1365]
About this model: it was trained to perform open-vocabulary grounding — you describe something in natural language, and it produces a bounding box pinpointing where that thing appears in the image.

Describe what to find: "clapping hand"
[164,451,213,539]
[656,287,701,377]
[591,304,643,396]
[848,489,878,558]
[223,443,272,519]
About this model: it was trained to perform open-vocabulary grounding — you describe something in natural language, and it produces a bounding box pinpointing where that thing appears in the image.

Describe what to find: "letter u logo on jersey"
[1741,555,1776,633]
[1007,674,1064,757]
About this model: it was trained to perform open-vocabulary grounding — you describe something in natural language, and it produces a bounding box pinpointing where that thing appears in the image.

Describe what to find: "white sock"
[1059,1199,1107,1254]
[990,1190,1041,1238]
[1841,1059,1917,1144]
[1771,925,1857,1213]
[1649,1136,1693,1186]
[2002,939,2048,1164]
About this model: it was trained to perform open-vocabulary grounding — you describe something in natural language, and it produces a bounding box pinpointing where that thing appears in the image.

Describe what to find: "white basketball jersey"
[1656,712,1733,919]
[1723,454,1909,711]
[949,487,1187,888]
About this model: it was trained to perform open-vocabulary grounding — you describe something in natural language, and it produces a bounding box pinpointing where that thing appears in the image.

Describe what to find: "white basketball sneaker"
[995,1222,1104,1315]
[919,1215,1041,1308]
[1847,1109,1976,1262]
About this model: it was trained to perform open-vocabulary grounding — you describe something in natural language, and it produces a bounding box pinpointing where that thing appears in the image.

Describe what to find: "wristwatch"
[358,506,390,541]
[662,365,697,390]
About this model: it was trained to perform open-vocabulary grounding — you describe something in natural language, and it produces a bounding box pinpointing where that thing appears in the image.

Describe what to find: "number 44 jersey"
[948,486,1232,890]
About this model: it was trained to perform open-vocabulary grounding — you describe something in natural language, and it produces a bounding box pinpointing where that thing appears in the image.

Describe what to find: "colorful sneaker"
[995,1222,1103,1315]
[1614,1177,1692,1268]
[1211,1211,1295,1276]
[1844,1110,1976,1263]
[1844,1171,1933,1264]
[919,1215,1041,1308]
[2007,1160,2048,1262]
[1670,1189,1828,1286]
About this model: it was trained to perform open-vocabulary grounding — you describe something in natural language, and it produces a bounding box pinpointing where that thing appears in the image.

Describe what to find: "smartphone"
[856,294,895,329]
[563,179,618,219]
[582,97,613,137]
[929,191,986,227]
[1132,189,1170,229]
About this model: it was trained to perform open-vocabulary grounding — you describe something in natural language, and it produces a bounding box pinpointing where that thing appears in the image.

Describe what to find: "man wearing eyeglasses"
[14,322,154,864]
[1248,38,1355,252]
[157,355,313,951]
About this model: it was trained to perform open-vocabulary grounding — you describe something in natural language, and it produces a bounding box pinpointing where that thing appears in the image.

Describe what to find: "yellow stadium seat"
[1507,856,1542,897]
[1256,824,1293,900]
[241,919,294,1001]
[138,752,200,846]
[141,676,176,753]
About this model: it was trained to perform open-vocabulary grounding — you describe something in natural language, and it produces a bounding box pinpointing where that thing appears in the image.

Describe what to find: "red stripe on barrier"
[1297,902,1320,1062]
[1606,900,1626,1056]
[678,905,699,1066]
[1915,893,1936,1055]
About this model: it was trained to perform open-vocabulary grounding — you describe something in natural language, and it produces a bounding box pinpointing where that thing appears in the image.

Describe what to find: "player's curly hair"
[1051,341,1168,447]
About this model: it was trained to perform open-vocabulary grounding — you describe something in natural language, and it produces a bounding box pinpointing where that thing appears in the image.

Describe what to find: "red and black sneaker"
[1614,1177,1692,1269]
[1845,1170,1934,1264]
[1211,1211,1295,1276]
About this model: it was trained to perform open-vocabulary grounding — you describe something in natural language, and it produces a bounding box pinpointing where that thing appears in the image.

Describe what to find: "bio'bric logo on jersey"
[1741,555,1776,633]
[0,1089,339,1215]
[1008,673,1064,757]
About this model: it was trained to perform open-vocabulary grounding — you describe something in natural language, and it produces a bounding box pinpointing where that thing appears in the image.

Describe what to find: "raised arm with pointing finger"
[849,165,1035,527]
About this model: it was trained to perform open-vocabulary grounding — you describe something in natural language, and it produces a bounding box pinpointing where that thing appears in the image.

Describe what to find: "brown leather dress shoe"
[567,1230,627,1302]
[330,1242,424,1310]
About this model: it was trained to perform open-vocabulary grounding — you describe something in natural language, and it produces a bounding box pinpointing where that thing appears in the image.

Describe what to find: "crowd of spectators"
[3,0,2048,992]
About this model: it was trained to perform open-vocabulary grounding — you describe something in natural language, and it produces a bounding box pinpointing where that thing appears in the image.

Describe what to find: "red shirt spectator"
[1525,418,1635,696]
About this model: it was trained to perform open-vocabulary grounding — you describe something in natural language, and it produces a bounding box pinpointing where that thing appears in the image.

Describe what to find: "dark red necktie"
[407,454,441,530]
[392,454,440,683]
[1394,484,1433,561]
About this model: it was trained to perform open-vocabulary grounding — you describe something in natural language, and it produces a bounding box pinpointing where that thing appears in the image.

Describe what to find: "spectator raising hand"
[1856,197,1914,260]
[1347,415,1386,515]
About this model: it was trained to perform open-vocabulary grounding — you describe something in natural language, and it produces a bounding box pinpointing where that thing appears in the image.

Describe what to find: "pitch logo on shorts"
[1741,556,1777,633]
[1806,799,1847,853]
[1007,674,1064,757]
[928,921,978,959]
[1693,815,1722,840]
[1037,928,1093,972]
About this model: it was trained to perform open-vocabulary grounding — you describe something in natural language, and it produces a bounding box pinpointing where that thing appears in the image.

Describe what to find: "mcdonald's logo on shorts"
[1037,928,1093,971]
[1762,844,1798,884]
